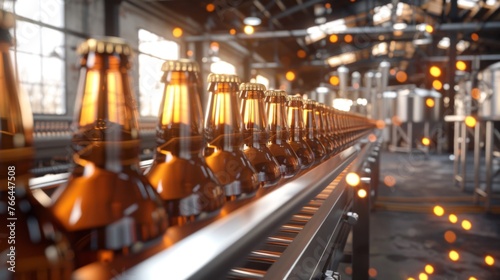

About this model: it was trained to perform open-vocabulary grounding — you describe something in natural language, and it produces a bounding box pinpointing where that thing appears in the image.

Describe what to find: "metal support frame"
[473,118,500,211]
[352,169,372,280]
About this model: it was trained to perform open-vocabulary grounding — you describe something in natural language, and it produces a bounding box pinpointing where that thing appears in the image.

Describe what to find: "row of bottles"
[0,31,375,277]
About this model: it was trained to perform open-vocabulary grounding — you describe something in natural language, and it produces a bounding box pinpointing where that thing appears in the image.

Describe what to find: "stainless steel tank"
[338,66,349,99]
[478,61,500,117]
[397,88,423,123]
[415,88,441,122]
[455,80,472,116]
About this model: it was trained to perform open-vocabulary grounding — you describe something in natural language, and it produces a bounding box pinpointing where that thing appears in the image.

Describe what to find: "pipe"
[338,66,349,99]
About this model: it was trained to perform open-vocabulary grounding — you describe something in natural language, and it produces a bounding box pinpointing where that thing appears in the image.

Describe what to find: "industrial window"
[138,29,179,117]
[210,60,236,75]
[4,0,66,115]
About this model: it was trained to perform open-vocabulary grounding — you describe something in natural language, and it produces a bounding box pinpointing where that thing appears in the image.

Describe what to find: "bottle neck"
[156,71,204,159]
[266,97,289,144]
[286,105,305,141]
[72,52,140,172]
[204,82,243,150]
[303,106,318,139]
[240,90,269,145]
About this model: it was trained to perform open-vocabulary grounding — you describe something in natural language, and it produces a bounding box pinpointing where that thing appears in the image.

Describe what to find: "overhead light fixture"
[393,22,407,30]
[243,16,261,26]
[244,25,255,35]
[438,37,450,49]
[316,85,329,94]
[413,31,432,46]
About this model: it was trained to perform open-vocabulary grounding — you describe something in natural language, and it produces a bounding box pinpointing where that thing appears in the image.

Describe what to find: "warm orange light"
[449,250,460,261]
[297,49,307,59]
[206,3,215,12]
[471,88,481,100]
[396,71,407,83]
[390,68,396,76]
[433,205,444,216]
[344,34,353,43]
[325,3,331,9]
[384,175,396,187]
[186,50,194,57]
[461,219,472,230]
[392,115,402,126]
[456,60,467,71]
[432,80,443,90]
[368,268,377,278]
[229,28,236,35]
[465,116,477,128]
[345,266,352,275]
[419,273,428,280]
[485,255,495,266]
[424,264,434,274]
[368,133,377,143]
[210,41,220,52]
[244,25,255,35]
[329,75,340,86]
[425,24,434,33]
[357,189,367,198]
[346,172,361,187]
[429,66,442,77]
[468,277,478,280]
[285,71,296,81]
[421,137,431,146]
[449,214,458,224]
[329,34,338,43]
[471,32,479,42]
[172,27,183,38]
[376,119,386,129]
[426,98,435,108]
[408,278,416,280]
[444,230,457,243]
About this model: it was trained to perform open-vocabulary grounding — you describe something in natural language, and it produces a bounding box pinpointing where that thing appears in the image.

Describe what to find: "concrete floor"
[340,150,500,280]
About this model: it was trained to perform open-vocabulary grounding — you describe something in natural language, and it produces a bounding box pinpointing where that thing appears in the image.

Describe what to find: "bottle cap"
[207,73,241,83]
[77,37,132,56]
[287,96,303,102]
[239,83,266,91]
[265,90,287,97]
[161,59,199,72]
[303,99,317,105]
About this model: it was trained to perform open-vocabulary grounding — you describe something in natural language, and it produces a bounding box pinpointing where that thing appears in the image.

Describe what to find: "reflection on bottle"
[0,12,74,278]
[50,37,168,267]
[204,74,259,200]
[285,96,315,169]
[145,60,225,226]
[239,83,282,187]
[303,99,327,163]
[264,90,300,179]
[315,103,335,156]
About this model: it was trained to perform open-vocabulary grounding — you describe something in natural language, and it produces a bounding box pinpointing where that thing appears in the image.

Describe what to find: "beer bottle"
[145,60,225,226]
[303,99,327,163]
[328,106,340,155]
[204,74,259,200]
[285,96,315,169]
[239,83,282,187]
[315,103,335,156]
[264,90,300,178]
[50,37,168,267]
[0,11,73,278]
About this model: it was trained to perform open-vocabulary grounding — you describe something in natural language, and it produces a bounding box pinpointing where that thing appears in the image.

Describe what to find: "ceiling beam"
[185,21,500,42]
[271,0,323,20]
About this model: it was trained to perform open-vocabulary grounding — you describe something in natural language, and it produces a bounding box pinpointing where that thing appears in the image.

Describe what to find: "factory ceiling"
[146,0,500,90]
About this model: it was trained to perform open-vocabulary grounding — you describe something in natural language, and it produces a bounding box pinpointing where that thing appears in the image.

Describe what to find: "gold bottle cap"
[77,37,132,56]
[265,90,287,97]
[239,82,266,91]
[287,96,303,102]
[0,10,14,29]
[207,73,241,83]
[161,59,199,72]
[304,99,317,105]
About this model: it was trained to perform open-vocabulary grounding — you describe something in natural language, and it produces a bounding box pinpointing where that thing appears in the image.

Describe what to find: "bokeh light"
[346,172,360,187]
[449,250,460,261]
[449,214,458,224]
[172,27,183,38]
[368,268,378,277]
[396,71,407,83]
[329,34,338,43]
[357,189,367,198]
[424,264,434,274]
[471,88,481,100]
[429,66,441,77]
[465,116,476,128]
[244,25,255,35]
[384,175,396,187]
[419,272,428,280]
[422,137,431,146]
[285,71,296,81]
[329,75,340,86]
[433,205,445,216]
[444,230,457,243]
[344,34,353,43]
[433,80,443,90]
[426,98,435,108]
[456,60,467,71]
[485,255,495,266]
[461,219,472,230]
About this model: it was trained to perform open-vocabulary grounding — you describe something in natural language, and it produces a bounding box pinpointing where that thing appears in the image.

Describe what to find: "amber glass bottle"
[315,103,335,156]
[145,60,225,226]
[325,106,338,155]
[285,96,315,169]
[204,74,259,200]
[0,14,73,278]
[50,38,168,267]
[264,90,300,179]
[302,99,327,163]
[239,83,282,187]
